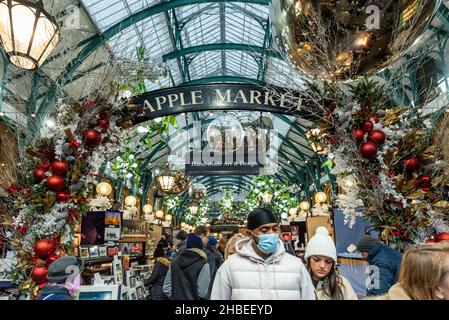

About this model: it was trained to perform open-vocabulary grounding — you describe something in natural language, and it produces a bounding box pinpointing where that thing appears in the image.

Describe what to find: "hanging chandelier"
[189,202,199,215]
[261,190,273,204]
[153,166,190,195]
[206,113,244,152]
[189,183,207,200]
[0,0,60,70]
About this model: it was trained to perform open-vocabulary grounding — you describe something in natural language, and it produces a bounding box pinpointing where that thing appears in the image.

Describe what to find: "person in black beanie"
[163,233,211,300]
[210,207,315,300]
[356,234,402,296]
[147,244,171,300]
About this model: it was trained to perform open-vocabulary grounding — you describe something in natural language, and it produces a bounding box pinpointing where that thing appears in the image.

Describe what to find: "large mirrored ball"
[270,0,440,80]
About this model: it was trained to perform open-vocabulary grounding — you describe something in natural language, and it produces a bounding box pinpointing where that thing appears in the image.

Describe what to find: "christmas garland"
[317,79,449,249]
[3,87,174,296]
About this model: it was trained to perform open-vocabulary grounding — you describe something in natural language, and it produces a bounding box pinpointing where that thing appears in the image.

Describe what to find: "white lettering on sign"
[179,92,191,106]
[250,90,262,104]
[143,100,156,112]
[191,91,204,105]
[155,96,166,110]
[214,89,232,105]
[233,90,248,103]
[167,94,178,108]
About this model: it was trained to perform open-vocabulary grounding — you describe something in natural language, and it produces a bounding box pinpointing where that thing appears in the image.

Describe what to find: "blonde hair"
[399,243,449,300]
[224,234,246,260]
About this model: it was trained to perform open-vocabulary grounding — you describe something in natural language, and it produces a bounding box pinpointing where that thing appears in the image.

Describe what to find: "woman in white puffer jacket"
[210,208,315,300]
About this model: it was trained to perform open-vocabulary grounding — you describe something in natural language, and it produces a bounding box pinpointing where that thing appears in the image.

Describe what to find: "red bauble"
[404,157,420,171]
[368,130,386,145]
[362,121,374,132]
[415,175,432,191]
[30,266,48,283]
[33,168,47,182]
[47,254,60,265]
[34,239,56,258]
[56,192,71,202]
[45,175,65,191]
[352,129,365,141]
[360,141,378,158]
[50,160,68,175]
[436,232,449,242]
[97,119,110,131]
[83,129,101,147]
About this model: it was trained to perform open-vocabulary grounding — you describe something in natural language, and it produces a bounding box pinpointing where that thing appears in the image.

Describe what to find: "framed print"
[104,227,121,242]
[105,211,121,227]
[127,288,137,300]
[120,287,129,300]
[112,260,123,285]
[136,285,145,300]
[79,247,89,259]
[129,276,137,288]
[98,246,107,257]
[89,246,99,258]
[131,242,143,255]
[121,220,147,240]
[107,245,119,256]
[77,285,120,300]
[119,243,132,255]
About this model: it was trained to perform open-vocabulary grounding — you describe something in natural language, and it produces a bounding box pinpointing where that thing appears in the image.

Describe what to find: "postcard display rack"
[76,210,152,300]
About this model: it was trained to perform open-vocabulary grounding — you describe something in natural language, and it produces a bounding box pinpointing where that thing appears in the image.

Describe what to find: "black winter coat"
[147,257,170,300]
[170,249,208,300]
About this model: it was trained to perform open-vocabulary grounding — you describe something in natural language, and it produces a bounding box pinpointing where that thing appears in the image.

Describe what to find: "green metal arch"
[162,43,281,62]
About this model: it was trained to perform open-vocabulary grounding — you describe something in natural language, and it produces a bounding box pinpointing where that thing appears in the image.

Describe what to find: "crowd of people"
[36,207,449,300]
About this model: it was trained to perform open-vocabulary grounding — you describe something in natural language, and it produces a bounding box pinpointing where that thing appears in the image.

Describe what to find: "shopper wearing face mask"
[210,207,315,300]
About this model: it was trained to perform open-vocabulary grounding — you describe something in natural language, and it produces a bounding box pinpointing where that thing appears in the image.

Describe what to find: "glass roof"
[80,0,301,88]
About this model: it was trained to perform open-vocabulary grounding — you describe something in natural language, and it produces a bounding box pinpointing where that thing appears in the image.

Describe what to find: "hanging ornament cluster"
[313,77,449,249]
[30,238,59,284]
[351,120,387,159]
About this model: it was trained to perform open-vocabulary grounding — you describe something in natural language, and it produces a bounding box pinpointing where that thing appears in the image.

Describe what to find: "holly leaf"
[399,179,415,193]
[71,159,84,183]
[405,190,424,200]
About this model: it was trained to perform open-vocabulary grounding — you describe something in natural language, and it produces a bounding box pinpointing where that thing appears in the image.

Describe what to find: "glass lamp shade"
[280,212,288,220]
[165,214,172,222]
[300,201,310,211]
[180,222,186,228]
[156,174,176,192]
[96,182,112,196]
[124,195,137,207]
[261,191,273,204]
[288,207,298,216]
[0,0,60,70]
[315,192,328,204]
[143,204,153,214]
[189,203,199,215]
[155,209,164,219]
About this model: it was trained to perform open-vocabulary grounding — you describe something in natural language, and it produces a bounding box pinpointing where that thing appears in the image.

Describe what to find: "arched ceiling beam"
[181,76,263,86]
[162,43,282,62]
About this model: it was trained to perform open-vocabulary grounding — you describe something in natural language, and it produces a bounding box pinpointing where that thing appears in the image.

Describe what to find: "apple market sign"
[128,83,309,122]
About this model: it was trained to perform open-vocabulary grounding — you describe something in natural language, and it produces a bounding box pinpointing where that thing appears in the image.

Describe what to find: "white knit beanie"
[304,227,337,262]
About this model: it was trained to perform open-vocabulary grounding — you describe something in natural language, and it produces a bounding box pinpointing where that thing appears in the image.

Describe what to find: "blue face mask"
[255,234,279,254]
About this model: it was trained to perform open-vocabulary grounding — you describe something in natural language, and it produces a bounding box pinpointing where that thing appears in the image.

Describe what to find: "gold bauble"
[270,0,439,80]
